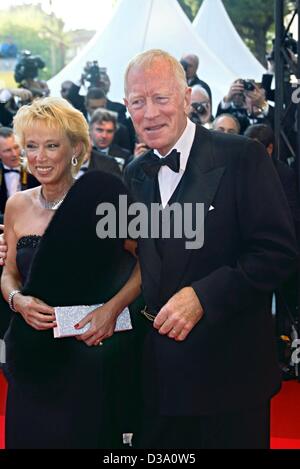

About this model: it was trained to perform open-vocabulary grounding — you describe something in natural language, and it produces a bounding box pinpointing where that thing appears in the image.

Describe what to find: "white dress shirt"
[155,118,196,208]
[3,165,21,197]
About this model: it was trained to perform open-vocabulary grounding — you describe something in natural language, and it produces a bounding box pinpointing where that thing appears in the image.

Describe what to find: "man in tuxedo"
[124,49,298,448]
[0,127,38,218]
[180,53,212,104]
[89,109,133,172]
[76,143,121,179]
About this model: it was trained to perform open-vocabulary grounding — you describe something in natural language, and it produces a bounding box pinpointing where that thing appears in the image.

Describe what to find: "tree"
[178,0,296,65]
[177,0,201,19]
[222,0,275,64]
[0,4,69,79]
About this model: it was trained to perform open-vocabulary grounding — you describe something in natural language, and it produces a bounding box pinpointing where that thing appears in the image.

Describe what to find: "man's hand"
[0,225,7,266]
[134,142,149,157]
[245,83,266,108]
[154,287,204,341]
[9,88,33,102]
[224,79,244,103]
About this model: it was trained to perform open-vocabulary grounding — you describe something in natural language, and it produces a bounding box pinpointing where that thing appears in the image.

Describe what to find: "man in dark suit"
[76,146,121,179]
[124,49,298,448]
[0,127,39,219]
[180,53,212,104]
[89,109,133,172]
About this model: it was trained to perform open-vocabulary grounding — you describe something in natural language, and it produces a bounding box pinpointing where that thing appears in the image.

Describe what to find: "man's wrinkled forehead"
[127,62,176,95]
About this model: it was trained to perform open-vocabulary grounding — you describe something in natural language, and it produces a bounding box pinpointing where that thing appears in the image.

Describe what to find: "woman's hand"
[13,293,56,330]
[75,302,120,346]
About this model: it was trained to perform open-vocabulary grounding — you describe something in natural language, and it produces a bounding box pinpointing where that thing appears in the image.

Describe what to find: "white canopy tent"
[48,0,236,112]
[193,0,266,81]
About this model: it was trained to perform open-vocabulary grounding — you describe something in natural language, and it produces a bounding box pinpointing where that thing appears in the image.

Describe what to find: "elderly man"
[180,53,211,104]
[189,85,212,126]
[124,49,297,449]
[212,113,240,134]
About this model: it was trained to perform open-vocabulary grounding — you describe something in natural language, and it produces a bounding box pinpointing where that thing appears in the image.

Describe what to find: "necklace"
[39,186,70,211]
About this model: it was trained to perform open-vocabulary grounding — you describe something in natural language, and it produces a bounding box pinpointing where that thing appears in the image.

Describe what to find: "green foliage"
[0,4,68,80]
[177,0,203,20]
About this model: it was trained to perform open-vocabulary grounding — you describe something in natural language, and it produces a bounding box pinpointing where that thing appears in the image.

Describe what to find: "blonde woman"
[1,97,141,448]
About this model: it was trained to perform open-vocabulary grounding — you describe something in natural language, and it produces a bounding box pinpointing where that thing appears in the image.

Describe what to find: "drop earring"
[71,155,78,166]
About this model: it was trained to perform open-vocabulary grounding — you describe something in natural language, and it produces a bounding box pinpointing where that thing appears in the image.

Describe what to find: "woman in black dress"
[1,97,141,448]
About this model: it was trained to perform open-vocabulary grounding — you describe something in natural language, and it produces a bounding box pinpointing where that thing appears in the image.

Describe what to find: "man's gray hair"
[124,49,188,97]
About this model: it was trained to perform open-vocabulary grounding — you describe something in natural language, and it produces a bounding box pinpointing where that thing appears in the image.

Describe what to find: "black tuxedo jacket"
[124,124,298,415]
[0,163,39,215]
[108,144,133,170]
[89,149,121,177]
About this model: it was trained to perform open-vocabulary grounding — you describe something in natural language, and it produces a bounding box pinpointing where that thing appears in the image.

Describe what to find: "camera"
[191,101,207,115]
[14,50,45,84]
[82,60,109,90]
[241,79,255,92]
[266,33,298,62]
[190,101,210,125]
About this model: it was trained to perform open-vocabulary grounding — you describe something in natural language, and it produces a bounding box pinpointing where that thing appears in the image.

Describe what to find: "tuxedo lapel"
[0,164,8,214]
[159,126,226,303]
[130,160,162,294]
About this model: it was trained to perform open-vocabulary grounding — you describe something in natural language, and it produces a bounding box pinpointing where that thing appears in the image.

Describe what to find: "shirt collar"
[3,164,20,172]
[154,118,196,171]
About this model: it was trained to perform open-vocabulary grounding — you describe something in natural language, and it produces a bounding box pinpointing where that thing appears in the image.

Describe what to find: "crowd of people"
[0,47,299,449]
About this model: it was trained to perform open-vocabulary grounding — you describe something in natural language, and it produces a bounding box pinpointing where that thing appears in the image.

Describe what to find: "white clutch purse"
[53,304,132,338]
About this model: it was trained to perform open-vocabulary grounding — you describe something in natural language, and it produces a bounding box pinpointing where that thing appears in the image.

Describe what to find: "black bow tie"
[141,149,181,177]
[3,168,20,174]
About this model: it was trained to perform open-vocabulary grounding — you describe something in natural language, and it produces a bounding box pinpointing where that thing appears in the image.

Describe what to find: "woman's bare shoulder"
[5,187,39,213]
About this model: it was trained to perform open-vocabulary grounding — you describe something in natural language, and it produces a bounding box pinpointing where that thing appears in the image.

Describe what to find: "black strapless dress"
[4,236,127,449]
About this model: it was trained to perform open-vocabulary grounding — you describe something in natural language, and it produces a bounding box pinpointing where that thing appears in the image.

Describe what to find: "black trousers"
[135,402,270,449]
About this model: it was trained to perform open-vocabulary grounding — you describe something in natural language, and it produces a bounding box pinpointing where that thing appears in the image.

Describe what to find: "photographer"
[63,61,135,151]
[180,53,212,104]
[0,87,33,127]
[14,50,49,99]
[216,79,273,133]
[189,85,212,126]
[64,61,127,124]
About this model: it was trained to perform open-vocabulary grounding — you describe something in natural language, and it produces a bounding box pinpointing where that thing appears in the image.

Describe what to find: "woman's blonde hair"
[13,96,90,173]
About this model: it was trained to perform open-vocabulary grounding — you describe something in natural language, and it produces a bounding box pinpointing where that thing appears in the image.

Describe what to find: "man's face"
[90,121,115,149]
[60,81,73,99]
[86,98,107,117]
[214,116,239,134]
[181,56,197,80]
[189,88,211,124]
[125,60,191,156]
[232,92,245,108]
[0,135,21,168]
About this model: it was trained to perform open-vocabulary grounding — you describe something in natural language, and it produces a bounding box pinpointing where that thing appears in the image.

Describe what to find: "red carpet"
[0,371,7,450]
[271,380,300,449]
[0,371,299,449]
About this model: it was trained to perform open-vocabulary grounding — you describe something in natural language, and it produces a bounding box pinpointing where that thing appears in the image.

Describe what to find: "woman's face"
[24,122,75,185]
